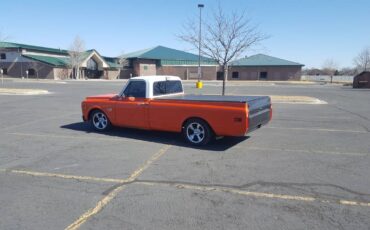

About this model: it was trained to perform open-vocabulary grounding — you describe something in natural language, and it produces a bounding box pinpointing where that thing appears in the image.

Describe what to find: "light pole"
[196,3,204,89]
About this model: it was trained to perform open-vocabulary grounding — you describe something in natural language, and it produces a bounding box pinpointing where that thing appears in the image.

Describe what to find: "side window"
[166,80,183,94]
[153,80,183,96]
[153,81,166,96]
[123,81,146,98]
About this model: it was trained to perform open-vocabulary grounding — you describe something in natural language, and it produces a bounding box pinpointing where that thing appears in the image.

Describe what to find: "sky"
[1,0,369,68]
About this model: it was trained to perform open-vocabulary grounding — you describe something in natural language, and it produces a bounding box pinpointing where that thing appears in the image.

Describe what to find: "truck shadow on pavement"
[61,122,248,151]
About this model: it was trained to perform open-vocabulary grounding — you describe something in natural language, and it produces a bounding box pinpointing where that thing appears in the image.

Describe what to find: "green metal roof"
[103,56,121,68]
[1,42,120,69]
[231,54,304,67]
[22,54,70,67]
[0,42,69,55]
[23,53,120,69]
[160,59,218,66]
[121,45,218,65]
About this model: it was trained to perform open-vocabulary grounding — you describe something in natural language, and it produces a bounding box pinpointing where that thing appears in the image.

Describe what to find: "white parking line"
[137,181,370,207]
[243,146,368,156]
[7,132,147,144]
[2,168,369,208]
[65,145,172,230]
[1,113,79,131]
[267,126,368,133]
[7,169,127,183]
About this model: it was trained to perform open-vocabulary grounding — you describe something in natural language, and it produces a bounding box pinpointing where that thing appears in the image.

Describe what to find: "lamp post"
[196,3,204,89]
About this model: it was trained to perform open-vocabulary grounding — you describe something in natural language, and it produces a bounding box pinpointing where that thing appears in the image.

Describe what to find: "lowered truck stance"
[81,76,272,145]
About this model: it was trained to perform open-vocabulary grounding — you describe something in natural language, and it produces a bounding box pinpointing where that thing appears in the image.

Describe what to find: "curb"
[0,88,50,95]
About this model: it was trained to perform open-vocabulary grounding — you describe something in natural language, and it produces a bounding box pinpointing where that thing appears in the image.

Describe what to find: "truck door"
[115,80,149,129]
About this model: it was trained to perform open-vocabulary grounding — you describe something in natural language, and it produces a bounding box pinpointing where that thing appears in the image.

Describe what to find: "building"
[0,42,120,79]
[1,41,304,81]
[121,48,304,81]
[120,46,219,80]
[229,54,304,80]
[353,71,370,88]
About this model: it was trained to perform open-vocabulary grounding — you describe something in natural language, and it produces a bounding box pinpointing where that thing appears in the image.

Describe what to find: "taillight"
[246,104,249,118]
[269,104,273,121]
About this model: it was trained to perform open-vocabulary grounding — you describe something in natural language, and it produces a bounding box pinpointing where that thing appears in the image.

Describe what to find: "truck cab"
[113,76,184,129]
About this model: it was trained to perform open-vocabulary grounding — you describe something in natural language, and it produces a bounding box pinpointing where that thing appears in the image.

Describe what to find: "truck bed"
[154,94,266,103]
[155,94,272,134]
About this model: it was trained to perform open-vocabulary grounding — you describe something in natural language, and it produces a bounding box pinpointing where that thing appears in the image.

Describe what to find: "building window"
[143,65,148,70]
[87,58,98,70]
[0,53,6,60]
[28,69,35,76]
[259,71,268,80]
[129,60,134,68]
[232,71,239,79]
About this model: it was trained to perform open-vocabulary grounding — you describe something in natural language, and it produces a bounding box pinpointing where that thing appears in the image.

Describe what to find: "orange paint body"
[82,94,252,137]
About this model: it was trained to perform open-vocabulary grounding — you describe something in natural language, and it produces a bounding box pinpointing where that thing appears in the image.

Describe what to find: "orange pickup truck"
[81,76,272,145]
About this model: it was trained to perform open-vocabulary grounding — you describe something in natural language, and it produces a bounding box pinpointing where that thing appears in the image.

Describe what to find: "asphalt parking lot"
[1,79,370,230]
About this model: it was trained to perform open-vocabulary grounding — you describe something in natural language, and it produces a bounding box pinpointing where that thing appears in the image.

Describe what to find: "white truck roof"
[130,75,181,84]
[121,75,183,99]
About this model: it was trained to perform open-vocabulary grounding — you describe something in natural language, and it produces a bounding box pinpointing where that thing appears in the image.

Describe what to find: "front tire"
[89,110,111,132]
[183,118,213,145]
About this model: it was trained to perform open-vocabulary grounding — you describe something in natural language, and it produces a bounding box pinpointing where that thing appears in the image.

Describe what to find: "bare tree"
[339,67,358,76]
[353,47,370,72]
[0,30,9,42]
[68,36,85,79]
[118,51,129,68]
[28,61,43,80]
[117,52,130,79]
[322,59,338,83]
[179,6,267,95]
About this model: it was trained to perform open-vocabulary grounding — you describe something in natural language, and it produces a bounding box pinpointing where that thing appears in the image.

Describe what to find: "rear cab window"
[123,80,146,98]
[153,80,183,96]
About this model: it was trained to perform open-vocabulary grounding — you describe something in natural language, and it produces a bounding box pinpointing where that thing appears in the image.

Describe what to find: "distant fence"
[301,75,354,83]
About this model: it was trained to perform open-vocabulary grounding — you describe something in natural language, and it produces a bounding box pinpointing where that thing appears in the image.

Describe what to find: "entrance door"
[86,58,102,78]
[115,80,149,129]
[217,71,224,80]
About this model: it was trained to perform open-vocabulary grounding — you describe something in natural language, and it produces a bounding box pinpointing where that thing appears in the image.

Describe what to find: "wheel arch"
[88,107,104,120]
[181,117,214,134]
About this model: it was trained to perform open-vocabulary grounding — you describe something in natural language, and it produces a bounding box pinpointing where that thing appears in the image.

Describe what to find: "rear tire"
[89,110,111,132]
[182,118,213,145]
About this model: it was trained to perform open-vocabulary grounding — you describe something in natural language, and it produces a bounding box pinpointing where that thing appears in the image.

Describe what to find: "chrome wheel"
[183,118,213,145]
[186,122,205,144]
[92,112,108,130]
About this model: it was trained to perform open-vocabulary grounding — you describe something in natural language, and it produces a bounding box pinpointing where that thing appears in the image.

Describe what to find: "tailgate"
[247,96,271,133]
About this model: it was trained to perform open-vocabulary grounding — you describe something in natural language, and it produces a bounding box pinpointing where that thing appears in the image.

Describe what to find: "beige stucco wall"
[53,68,72,80]
[133,59,156,76]
[106,69,120,80]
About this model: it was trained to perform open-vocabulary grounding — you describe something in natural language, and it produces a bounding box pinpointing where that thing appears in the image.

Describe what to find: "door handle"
[137,102,149,106]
